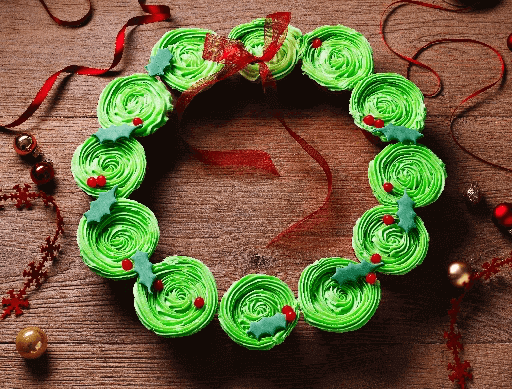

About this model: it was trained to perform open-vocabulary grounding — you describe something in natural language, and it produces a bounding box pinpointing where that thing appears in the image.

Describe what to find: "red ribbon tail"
[267,115,333,247]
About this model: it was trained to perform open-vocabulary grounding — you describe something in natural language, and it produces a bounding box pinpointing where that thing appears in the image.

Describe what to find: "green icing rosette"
[228,18,302,82]
[352,205,429,275]
[77,199,159,280]
[298,257,381,332]
[218,274,299,350]
[349,73,426,141]
[133,256,218,337]
[369,143,447,207]
[97,73,172,137]
[150,28,223,92]
[300,25,373,91]
[71,136,146,199]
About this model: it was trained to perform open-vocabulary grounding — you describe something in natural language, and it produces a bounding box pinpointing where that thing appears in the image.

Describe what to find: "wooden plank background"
[1,0,512,387]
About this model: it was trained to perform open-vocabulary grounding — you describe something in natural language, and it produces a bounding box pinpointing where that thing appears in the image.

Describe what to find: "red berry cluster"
[363,115,384,129]
[311,38,322,49]
[87,175,107,188]
[281,305,297,322]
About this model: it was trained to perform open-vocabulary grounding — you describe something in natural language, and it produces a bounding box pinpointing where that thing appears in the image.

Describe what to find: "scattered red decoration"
[383,182,393,193]
[30,161,54,186]
[1,184,63,319]
[444,251,512,388]
[383,215,395,225]
[87,177,97,188]
[132,117,143,126]
[121,259,133,271]
[194,297,205,309]
[507,33,512,51]
[374,119,385,128]
[365,273,377,284]
[96,175,107,187]
[370,253,382,264]
[493,203,512,228]
[153,279,164,292]
[311,38,322,48]
[363,115,375,126]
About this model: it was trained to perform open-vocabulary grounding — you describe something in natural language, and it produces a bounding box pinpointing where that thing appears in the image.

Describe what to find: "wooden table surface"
[1,0,512,388]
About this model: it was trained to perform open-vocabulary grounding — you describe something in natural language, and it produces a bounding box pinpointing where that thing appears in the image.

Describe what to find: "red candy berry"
[87,177,97,188]
[363,115,375,126]
[194,297,205,309]
[365,273,377,284]
[132,117,143,126]
[285,309,297,322]
[374,119,385,128]
[121,259,133,271]
[281,305,293,314]
[383,215,395,225]
[311,38,322,48]
[383,182,393,193]
[96,175,107,187]
[370,254,382,264]
[153,279,164,292]
[508,33,512,51]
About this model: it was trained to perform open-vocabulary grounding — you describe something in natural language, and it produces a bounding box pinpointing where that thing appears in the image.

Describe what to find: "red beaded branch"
[445,251,512,388]
[1,184,64,320]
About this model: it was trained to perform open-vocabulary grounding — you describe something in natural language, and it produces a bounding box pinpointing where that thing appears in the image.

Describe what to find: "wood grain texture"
[1,0,512,387]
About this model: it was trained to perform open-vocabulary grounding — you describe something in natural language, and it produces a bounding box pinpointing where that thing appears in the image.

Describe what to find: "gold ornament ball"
[448,262,471,288]
[15,327,48,359]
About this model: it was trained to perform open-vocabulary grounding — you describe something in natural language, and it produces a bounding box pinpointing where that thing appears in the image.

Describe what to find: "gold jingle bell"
[448,262,471,288]
[15,326,48,359]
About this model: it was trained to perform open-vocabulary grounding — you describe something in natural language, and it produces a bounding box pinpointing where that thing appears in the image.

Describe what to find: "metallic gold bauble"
[448,262,471,288]
[13,133,37,156]
[15,326,48,359]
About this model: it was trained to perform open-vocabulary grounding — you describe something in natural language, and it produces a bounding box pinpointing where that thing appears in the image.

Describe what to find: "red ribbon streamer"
[2,0,171,129]
[381,1,507,171]
[38,0,92,27]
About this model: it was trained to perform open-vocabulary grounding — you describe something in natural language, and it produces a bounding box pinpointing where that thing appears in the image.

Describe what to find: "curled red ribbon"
[2,0,171,129]
[38,0,92,27]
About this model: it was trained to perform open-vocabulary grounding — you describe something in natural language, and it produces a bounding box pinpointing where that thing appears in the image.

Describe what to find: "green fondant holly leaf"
[331,260,383,287]
[397,190,417,233]
[247,313,287,341]
[132,251,156,295]
[84,185,118,223]
[145,48,173,77]
[373,124,424,144]
[93,123,139,144]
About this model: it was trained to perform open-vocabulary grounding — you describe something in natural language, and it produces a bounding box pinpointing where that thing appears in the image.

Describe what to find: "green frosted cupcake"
[228,18,302,81]
[97,74,173,137]
[134,256,218,337]
[71,136,146,199]
[150,28,223,92]
[77,199,159,280]
[352,205,429,275]
[369,143,446,207]
[349,73,426,141]
[300,25,373,91]
[298,257,381,332]
[218,274,299,350]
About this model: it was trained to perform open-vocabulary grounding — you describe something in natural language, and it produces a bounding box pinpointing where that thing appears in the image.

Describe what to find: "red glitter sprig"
[1,184,64,319]
[445,251,512,388]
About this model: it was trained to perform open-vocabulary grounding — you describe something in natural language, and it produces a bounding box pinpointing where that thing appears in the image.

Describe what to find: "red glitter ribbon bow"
[175,12,291,115]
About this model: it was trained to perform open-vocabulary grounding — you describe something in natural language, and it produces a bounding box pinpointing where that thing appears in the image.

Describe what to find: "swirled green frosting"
[349,73,426,141]
[151,28,224,92]
[218,274,299,350]
[77,198,159,280]
[97,73,172,137]
[71,136,146,199]
[352,205,429,275]
[300,25,374,91]
[228,19,302,82]
[298,257,381,332]
[133,256,218,337]
[369,143,447,207]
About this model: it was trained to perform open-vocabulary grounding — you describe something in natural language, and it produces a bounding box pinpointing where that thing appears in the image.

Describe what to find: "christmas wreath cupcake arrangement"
[72,14,447,350]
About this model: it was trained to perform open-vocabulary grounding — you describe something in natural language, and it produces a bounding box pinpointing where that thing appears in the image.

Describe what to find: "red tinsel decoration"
[445,252,512,388]
[1,184,64,319]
